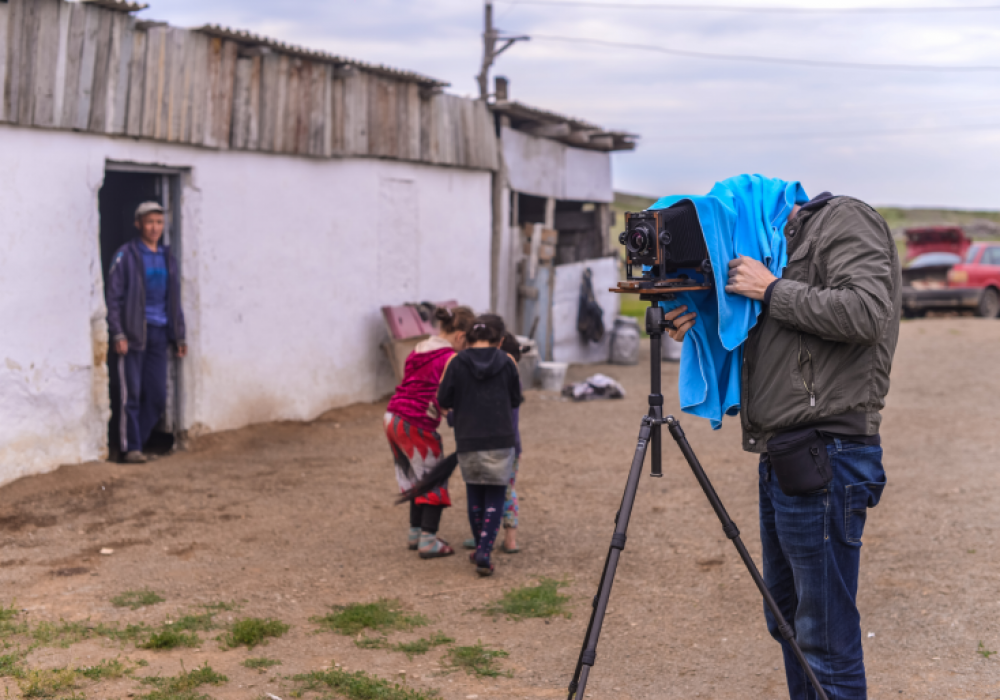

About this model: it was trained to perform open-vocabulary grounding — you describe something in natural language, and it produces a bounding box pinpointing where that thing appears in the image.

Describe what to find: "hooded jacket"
[386,336,456,432]
[106,238,186,351]
[437,347,523,453]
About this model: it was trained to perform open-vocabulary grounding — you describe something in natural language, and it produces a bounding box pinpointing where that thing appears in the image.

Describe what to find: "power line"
[500,1,1000,12]
[643,121,1000,142]
[530,34,1000,71]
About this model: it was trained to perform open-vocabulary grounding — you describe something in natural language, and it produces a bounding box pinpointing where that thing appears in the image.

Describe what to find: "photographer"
[666,193,901,700]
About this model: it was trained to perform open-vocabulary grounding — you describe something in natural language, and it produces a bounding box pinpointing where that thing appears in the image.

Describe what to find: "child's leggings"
[466,483,507,565]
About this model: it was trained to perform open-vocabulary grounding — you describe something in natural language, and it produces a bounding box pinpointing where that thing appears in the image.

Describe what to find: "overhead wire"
[498,1,1000,12]
[529,34,1000,71]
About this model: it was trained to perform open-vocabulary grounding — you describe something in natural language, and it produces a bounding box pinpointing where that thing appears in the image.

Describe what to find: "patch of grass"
[219,617,289,649]
[31,620,92,648]
[241,657,282,670]
[75,657,134,680]
[201,600,240,612]
[139,663,227,700]
[354,635,389,650]
[977,641,997,659]
[17,667,79,698]
[94,621,149,643]
[0,650,26,678]
[292,668,437,700]
[392,632,454,659]
[484,578,571,620]
[139,628,201,650]
[443,642,510,678]
[312,599,427,637]
[111,589,165,610]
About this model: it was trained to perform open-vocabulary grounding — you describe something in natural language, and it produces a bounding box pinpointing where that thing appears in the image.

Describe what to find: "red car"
[904,226,971,262]
[902,242,1000,318]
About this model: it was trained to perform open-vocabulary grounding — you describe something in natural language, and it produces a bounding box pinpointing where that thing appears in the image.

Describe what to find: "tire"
[976,287,1000,318]
[903,308,927,319]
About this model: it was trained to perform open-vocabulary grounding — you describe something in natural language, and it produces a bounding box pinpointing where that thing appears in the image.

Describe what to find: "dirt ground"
[1,317,999,700]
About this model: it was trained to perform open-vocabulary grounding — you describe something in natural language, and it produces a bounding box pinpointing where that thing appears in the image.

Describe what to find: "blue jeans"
[759,439,887,700]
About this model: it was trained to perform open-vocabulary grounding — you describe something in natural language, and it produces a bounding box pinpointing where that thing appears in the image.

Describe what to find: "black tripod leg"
[567,416,652,700]
[665,416,831,700]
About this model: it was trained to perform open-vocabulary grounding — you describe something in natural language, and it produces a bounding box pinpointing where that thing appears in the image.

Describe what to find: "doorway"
[98,166,183,460]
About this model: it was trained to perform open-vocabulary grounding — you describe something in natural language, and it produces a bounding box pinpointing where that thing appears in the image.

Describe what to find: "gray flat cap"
[135,201,164,219]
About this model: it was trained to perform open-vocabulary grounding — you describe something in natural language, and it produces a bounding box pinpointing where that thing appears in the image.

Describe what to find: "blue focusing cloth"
[650,174,809,429]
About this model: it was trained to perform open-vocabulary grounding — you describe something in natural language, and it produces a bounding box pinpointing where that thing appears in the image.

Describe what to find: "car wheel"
[976,287,1000,318]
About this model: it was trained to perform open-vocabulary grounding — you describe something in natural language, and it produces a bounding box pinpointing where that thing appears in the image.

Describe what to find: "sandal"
[463,538,477,550]
[476,561,495,577]
[501,544,521,554]
[419,538,454,559]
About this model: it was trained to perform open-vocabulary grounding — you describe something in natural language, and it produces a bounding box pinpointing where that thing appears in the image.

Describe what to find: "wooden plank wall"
[0,0,497,171]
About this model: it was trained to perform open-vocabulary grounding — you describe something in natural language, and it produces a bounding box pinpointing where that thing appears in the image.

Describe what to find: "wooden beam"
[529,122,570,138]
[31,0,61,127]
[123,27,145,135]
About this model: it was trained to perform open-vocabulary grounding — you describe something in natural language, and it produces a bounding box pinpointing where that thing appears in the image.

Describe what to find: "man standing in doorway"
[107,201,187,463]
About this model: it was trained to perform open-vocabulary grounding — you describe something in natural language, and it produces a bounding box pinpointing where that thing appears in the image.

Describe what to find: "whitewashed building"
[0,0,636,484]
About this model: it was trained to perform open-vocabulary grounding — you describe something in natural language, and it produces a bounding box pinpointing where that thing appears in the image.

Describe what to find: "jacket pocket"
[790,334,816,408]
[845,478,886,543]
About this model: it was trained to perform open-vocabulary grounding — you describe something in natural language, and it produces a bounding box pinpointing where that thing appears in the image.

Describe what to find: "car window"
[965,244,982,263]
[985,247,1000,265]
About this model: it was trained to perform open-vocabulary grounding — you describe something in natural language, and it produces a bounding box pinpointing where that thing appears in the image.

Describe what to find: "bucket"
[609,315,641,365]
[537,361,569,392]
[662,335,683,362]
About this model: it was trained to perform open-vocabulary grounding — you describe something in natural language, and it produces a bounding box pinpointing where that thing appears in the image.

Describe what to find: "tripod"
[566,301,829,700]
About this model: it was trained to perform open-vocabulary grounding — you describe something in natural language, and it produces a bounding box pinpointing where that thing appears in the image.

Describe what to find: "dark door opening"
[98,168,182,460]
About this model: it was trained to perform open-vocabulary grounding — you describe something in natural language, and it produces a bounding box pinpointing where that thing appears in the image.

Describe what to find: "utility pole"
[476,1,529,100]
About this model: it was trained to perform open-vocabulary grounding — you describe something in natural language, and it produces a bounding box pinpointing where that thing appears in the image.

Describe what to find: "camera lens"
[624,223,653,255]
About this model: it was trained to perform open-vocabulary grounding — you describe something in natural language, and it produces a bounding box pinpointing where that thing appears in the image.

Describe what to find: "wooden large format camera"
[613,200,713,296]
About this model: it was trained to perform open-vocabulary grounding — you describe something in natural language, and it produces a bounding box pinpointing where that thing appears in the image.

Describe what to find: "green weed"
[241,657,282,670]
[443,642,510,678]
[31,620,92,648]
[17,667,79,698]
[111,589,165,610]
[977,641,997,659]
[139,628,201,650]
[0,605,29,639]
[201,600,240,612]
[312,599,427,636]
[75,657,133,680]
[484,578,571,620]
[292,667,437,700]
[393,632,454,659]
[354,635,390,650]
[0,650,26,677]
[219,617,289,649]
[139,663,227,700]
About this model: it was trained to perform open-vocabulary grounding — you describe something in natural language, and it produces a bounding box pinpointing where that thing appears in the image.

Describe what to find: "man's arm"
[769,203,894,346]
[106,250,128,354]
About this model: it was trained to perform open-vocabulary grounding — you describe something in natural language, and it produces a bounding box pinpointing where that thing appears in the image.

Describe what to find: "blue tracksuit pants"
[116,325,169,452]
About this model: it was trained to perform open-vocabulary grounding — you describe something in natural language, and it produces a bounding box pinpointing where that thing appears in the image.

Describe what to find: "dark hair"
[434,305,475,335]
[500,332,521,362]
[466,313,505,344]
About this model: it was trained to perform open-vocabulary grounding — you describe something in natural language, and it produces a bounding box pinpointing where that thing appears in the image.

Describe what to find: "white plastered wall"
[0,125,492,484]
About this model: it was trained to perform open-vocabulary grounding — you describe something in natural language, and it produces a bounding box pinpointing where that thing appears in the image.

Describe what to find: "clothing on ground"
[139,243,169,327]
[458,448,515,487]
[467,483,507,567]
[503,456,519,529]
[759,438,886,700]
[650,174,809,428]
[383,412,451,508]
[119,324,169,453]
[386,336,456,432]
[437,346,523,453]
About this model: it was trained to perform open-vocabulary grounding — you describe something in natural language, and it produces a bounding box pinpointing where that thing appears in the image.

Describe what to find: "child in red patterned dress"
[384,306,474,558]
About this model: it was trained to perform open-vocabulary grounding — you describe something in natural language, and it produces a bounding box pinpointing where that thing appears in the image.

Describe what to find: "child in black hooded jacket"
[437,314,523,576]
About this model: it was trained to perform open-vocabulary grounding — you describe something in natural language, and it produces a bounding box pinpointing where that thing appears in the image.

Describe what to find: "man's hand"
[115,339,128,355]
[176,344,188,359]
[665,305,697,342]
[726,256,777,301]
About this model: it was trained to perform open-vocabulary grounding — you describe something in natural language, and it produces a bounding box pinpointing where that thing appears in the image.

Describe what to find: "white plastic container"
[662,335,683,362]
[609,315,641,365]
[537,361,569,392]
[515,335,539,389]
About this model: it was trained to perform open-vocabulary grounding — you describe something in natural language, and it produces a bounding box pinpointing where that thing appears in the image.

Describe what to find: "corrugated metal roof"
[81,0,149,12]
[195,24,449,88]
[492,99,638,152]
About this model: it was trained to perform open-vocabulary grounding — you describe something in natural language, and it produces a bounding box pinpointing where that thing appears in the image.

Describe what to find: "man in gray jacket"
[106,202,187,463]
[666,193,901,700]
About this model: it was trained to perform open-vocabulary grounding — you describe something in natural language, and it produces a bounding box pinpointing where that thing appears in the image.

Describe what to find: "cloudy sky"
[139,1,1000,209]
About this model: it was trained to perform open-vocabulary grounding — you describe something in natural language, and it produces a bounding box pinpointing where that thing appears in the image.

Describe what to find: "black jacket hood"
[457,347,509,380]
